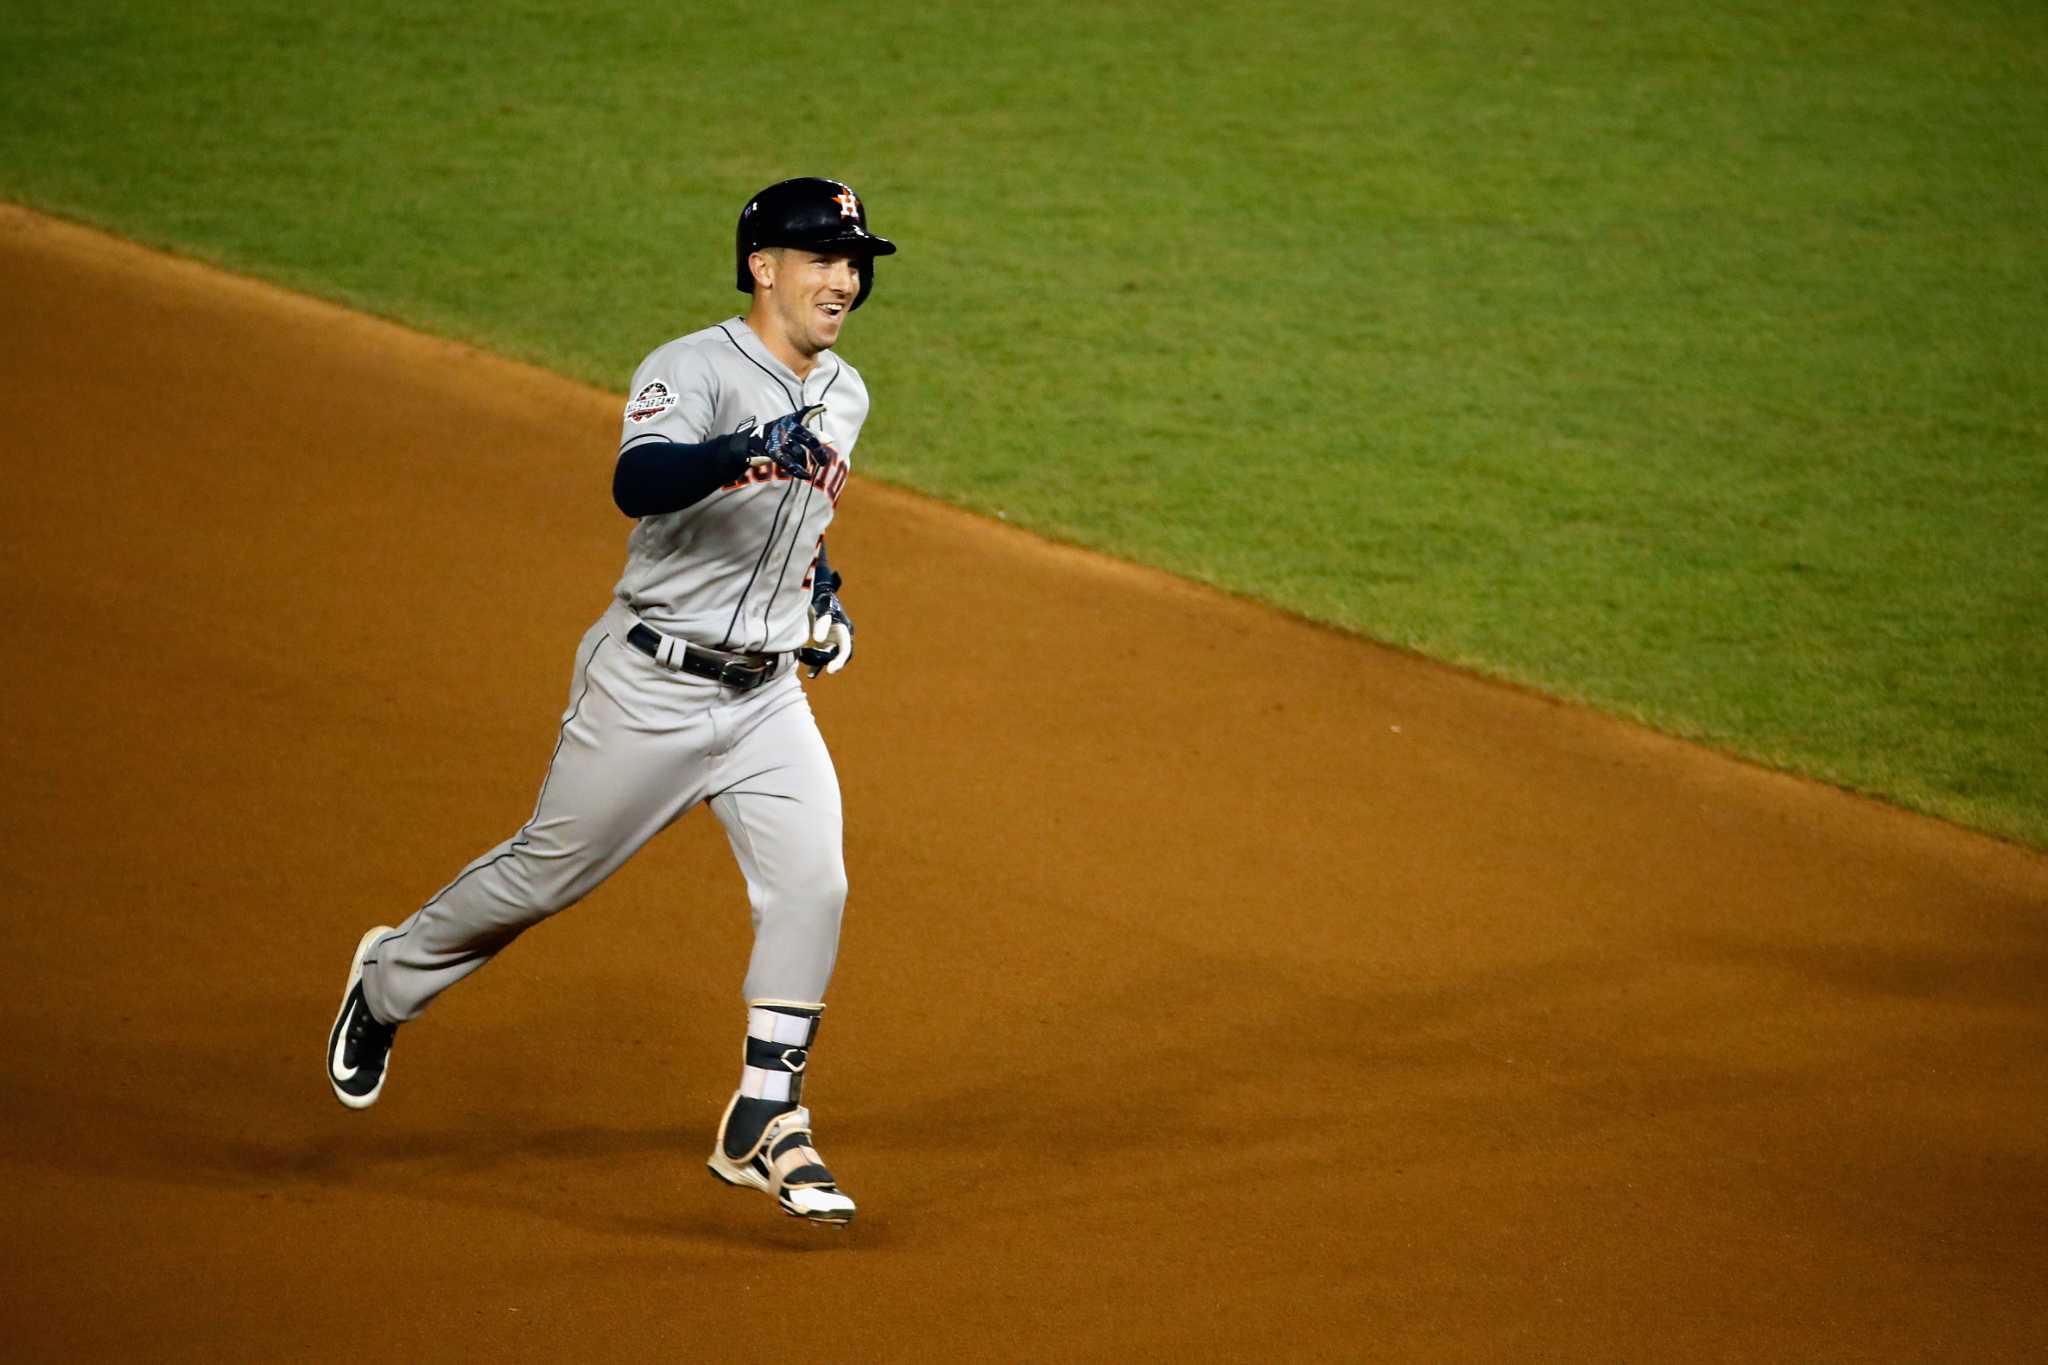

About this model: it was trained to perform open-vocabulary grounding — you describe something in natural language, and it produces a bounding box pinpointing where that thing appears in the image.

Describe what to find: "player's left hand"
[796,572,853,677]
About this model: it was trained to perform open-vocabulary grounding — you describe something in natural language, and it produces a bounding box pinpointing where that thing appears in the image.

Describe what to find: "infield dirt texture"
[3,209,2045,1360]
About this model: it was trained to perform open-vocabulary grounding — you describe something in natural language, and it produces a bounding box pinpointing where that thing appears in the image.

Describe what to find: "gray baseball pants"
[360,599,847,1024]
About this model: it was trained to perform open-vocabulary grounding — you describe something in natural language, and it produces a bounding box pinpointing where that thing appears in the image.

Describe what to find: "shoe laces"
[349,997,394,1052]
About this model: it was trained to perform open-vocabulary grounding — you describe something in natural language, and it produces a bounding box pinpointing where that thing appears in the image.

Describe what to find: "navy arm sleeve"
[612,433,752,517]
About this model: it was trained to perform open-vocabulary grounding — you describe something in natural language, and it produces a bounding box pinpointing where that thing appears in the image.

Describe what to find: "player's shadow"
[273,1121,871,1245]
[0,1063,869,1249]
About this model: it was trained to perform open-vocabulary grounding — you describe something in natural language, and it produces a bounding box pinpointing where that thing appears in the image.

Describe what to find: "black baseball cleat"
[328,926,398,1109]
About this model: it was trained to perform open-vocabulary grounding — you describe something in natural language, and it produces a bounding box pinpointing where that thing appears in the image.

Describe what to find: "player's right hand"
[748,404,830,481]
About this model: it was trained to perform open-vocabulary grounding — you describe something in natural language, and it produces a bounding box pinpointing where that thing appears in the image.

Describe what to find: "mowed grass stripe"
[3,0,2043,843]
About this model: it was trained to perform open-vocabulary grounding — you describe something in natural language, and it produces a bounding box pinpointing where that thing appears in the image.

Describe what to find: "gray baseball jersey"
[615,318,867,653]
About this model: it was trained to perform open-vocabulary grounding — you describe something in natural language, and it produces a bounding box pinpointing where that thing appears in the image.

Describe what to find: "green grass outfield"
[5,0,2044,845]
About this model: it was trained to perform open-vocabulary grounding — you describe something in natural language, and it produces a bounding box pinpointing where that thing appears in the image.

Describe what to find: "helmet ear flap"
[851,257,874,310]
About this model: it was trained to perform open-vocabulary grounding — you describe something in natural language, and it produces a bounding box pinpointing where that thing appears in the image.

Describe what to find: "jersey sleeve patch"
[625,380,677,424]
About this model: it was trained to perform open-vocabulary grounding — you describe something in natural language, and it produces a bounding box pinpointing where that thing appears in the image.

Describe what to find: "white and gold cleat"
[707,1092,857,1225]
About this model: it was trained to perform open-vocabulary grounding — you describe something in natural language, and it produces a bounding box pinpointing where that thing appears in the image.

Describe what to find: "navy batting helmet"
[735,177,897,311]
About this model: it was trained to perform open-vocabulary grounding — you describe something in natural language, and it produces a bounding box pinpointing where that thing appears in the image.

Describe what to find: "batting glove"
[749,403,830,481]
[797,571,853,676]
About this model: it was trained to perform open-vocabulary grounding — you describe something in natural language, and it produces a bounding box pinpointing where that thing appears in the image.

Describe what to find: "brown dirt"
[2,202,2043,1362]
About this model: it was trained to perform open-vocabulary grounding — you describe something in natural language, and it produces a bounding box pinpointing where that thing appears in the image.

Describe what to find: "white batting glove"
[807,606,853,675]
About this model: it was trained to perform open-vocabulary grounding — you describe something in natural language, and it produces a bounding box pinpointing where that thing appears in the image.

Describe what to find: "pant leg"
[707,678,848,1005]
[364,618,711,1023]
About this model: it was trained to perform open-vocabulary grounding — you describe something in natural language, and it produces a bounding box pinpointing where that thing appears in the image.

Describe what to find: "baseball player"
[326,177,896,1226]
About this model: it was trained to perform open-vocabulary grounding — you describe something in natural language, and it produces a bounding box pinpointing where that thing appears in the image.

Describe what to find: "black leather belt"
[625,623,782,689]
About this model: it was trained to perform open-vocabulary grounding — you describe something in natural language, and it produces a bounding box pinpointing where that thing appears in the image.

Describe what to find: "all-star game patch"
[625,380,676,424]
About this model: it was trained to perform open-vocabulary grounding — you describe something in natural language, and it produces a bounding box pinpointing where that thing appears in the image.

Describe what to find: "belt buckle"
[719,657,761,688]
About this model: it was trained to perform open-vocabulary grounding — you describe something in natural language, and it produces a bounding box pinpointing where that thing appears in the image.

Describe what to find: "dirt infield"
[2,203,2043,1362]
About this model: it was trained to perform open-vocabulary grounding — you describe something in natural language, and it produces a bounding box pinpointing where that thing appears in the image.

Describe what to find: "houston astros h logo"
[833,189,859,219]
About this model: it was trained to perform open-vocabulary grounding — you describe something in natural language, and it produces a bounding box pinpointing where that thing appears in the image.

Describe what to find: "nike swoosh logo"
[332,1005,358,1080]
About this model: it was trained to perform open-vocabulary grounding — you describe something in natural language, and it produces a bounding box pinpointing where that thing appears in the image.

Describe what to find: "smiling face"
[746,246,865,371]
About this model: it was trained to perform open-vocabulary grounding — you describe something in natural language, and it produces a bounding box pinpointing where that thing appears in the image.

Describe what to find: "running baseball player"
[326,177,896,1226]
